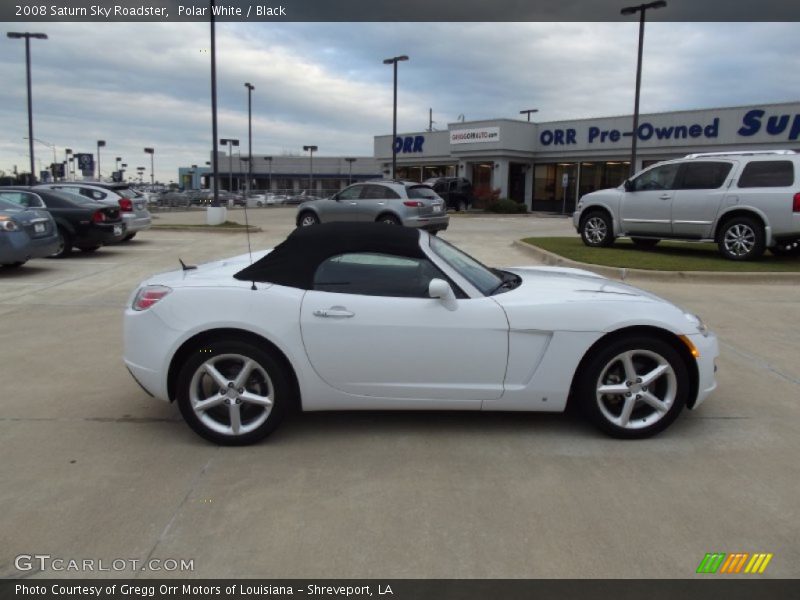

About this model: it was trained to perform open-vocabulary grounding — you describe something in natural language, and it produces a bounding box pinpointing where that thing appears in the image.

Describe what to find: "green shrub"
[485,198,527,214]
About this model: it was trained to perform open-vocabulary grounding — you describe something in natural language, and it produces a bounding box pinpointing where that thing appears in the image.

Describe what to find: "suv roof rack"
[684,150,797,159]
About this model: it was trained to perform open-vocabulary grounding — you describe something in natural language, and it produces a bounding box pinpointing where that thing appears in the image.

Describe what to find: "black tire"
[457,200,466,212]
[631,237,660,249]
[580,211,614,247]
[377,214,401,225]
[49,227,72,259]
[297,211,319,227]
[122,233,137,242]
[78,245,100,253]
[576,335,689,439]
[176,339,289,445]
[717,216,765,261]
[769,242,800,257]
[2,261,26,269]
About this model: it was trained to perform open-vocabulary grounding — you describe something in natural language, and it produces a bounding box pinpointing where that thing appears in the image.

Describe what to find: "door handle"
[348,202,358,206]
[313,307,355,318]
[659,194,672,200]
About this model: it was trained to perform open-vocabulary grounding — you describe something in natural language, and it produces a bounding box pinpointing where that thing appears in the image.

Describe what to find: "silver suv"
[573,151,800,260]
[296,180,449,233]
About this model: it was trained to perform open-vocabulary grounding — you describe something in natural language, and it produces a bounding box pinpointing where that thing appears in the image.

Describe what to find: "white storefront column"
[492,159,510,198]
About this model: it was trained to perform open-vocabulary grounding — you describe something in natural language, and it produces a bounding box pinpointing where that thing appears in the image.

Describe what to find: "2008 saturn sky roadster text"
[123,223,718,445]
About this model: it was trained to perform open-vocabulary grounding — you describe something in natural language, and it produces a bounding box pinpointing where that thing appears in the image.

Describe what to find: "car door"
[671,161,734,239]
[619,162,681,236]
[300,252,509,404]
[321,184,364,222]
[357,184,400,221]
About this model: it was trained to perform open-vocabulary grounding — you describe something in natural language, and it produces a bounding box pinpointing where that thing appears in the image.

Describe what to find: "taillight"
[119,198,133,212]
[403,200,424,207]
[92,210,107,223]
[793,192,800,212]
[133,285,172,311]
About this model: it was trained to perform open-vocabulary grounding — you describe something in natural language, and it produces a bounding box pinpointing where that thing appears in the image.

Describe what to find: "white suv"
[573,151,800,260]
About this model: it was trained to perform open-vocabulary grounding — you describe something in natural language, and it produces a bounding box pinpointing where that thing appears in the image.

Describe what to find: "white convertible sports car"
[123,222,718,445]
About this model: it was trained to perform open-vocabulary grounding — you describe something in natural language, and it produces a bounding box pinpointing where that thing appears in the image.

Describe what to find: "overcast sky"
[1,21,798,182]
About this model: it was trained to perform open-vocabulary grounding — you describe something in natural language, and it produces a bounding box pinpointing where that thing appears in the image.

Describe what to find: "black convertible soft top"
[234,222,425,289]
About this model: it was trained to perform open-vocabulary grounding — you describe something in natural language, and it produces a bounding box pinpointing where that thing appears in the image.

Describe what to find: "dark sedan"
[0,187,126,258]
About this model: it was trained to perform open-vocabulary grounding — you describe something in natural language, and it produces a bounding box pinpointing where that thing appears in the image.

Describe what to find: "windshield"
[429,235,502,295]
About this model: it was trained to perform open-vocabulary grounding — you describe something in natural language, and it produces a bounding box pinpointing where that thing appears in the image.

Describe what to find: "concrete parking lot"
[1,207,798,579]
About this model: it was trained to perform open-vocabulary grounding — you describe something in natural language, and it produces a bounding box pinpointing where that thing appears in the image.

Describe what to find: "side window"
[631,163,680,192]
[738,160,794,188]
[337,185,363,201]
[313,252,446,298]
[0,191,42,208]
[679,162,733,190]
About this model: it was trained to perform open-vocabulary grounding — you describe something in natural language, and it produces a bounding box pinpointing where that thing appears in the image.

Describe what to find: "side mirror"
[623,179,634,192]
[428,278,457,311]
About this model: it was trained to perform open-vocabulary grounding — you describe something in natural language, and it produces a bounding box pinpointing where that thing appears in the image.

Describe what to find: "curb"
[150,226,263,234]
[512,240,800,284]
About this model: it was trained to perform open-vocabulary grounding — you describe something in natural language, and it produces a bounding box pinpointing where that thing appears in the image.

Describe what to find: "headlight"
[684,312,709,337]
[0,218,19,232]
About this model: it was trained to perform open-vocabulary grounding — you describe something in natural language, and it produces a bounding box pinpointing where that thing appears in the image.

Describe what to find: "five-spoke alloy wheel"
[176,340,288,445]
[298,212,319,227]
[577,336,689,438]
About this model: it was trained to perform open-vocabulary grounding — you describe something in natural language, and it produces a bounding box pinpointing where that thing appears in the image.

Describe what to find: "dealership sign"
[450,127,500,145]
[538,106,800,148]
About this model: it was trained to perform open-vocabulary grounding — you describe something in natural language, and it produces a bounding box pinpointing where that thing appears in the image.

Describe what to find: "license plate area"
[432,205,442,213]
[114,225,123,236]
[34,223,45,233]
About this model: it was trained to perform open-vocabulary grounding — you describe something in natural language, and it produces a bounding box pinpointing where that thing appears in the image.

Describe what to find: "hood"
[144,249,273,288]
[493,266,689,334]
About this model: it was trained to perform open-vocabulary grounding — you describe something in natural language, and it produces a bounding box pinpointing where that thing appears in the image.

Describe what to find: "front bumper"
[687,331,719,409]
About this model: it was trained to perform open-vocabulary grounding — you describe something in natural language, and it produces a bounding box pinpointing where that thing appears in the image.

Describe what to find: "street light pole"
[210,0,220,207]
[144,147,155,186]
[7,32,47,184]
[345,157,356,185]
[245,82,254,195]
[520,109,539,122]
[303,146,317,194]
[383,55,409,180]
[621,0,667,177]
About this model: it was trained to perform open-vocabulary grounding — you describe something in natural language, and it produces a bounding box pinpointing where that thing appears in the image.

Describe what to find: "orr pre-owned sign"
[538,105,800,149]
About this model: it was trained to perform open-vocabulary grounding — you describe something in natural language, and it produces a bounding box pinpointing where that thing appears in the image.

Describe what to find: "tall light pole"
[245,82,254,195]
[209,0,220,207]
[7,32,48,184]
[621,0,667,177]
[383,55,408,180]
[144,147,155,186]
[303,145,317,194]
[345,157,356,185]
[219,138,239,192]
[520,108,539,122]
[96,140,106,180]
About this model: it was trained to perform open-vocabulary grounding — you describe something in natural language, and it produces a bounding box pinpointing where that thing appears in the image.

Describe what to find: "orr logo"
[696,552,773,575]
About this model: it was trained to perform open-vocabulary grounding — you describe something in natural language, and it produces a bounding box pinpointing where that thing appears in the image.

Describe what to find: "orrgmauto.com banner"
[3,580,800,600]
[2,0,800,21]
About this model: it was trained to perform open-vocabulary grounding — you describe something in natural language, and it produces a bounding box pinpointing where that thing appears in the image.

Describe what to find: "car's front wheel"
[718,216,765,261]
[298,212,319,227]
[580,211,614,247]
[176,340,289,445]
[577,336,689,439]
[49,227,72,258]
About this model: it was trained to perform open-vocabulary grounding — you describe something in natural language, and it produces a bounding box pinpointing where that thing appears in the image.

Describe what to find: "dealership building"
[374,101,800,213]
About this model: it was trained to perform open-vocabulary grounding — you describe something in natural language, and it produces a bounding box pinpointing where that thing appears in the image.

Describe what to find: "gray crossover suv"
[573,150,800,260]
[296,180,449,233]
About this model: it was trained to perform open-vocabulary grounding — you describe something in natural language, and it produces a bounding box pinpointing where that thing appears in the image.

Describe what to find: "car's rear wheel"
[298,212,319,227]
[631,237,660,249]
[176,340,288,445]
[718,216,765,261]
[49,227,72,258]
[580,211,614,247]
[377,214,401,225]
[577,336,689,439]
[122,233,136,242]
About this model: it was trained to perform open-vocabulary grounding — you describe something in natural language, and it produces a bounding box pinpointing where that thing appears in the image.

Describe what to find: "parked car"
[0,195,59,268]
[285,191,324,205]
[0,187,126,257]
[36,182,151,242]
[295,181,449,233]
[424,177,475,211]
[573,150,800,260]
[124,221,718,445]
